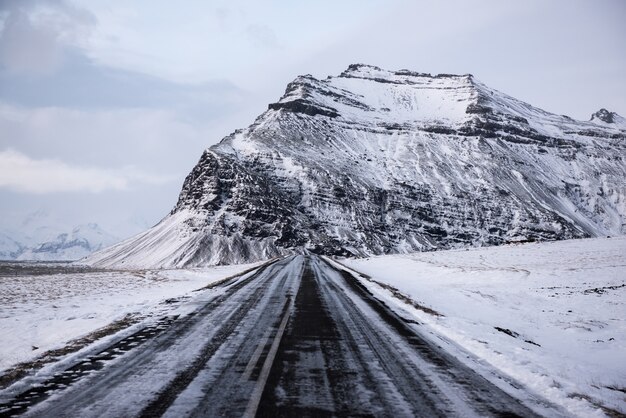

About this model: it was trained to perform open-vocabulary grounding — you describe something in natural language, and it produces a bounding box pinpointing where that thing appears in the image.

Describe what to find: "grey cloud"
[0,105,205,234]
[0,6,64,75]
[0,50,246,119]
[0,0,95,76]
[0,148,174,194]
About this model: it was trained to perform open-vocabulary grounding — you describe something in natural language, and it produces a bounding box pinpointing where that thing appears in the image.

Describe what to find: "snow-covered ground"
[0,262,262,373]
[339,236,626,417]
[2,236,624,416]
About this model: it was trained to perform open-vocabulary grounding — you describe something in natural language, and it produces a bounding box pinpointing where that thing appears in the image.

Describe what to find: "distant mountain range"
[82,64,625,268]
[0,210,150,261]
[0,223,119,262]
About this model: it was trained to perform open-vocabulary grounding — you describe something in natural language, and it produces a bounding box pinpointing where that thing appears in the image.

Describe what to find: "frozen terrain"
[1,238,622,416]
[0,261,263,373]
[1,256,560,417]
[340,235,626,417]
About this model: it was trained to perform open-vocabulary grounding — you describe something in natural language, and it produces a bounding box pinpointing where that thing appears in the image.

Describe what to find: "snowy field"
[0,261,263,374]
[339,236,626,417]
[1,238,624,417]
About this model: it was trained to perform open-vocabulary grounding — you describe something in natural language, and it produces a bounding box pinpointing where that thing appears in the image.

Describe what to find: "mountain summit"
[590,108,625,125]
[86,65,626,268]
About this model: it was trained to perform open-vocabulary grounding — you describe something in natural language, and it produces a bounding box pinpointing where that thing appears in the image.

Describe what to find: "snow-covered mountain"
[0,219,121,261]
[0,232,23,260]
[86,64,626,268]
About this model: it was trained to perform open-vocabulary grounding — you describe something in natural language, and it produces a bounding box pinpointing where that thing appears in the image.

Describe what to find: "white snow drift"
[339,236,626,417]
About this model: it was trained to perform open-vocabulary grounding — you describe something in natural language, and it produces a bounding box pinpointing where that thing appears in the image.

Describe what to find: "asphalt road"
[0,255,549,417]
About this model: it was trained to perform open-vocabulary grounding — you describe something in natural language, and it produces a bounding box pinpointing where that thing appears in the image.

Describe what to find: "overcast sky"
[1,0,625,237]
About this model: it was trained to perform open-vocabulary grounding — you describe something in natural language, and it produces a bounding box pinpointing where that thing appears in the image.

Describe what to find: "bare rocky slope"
[85,64,626,268]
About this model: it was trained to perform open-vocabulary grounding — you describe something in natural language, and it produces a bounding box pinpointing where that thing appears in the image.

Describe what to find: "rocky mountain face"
[86,64,626,268]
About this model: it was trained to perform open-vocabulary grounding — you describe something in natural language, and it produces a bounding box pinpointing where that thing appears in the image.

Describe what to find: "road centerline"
[240,326,275,382]
[242,294,294,418]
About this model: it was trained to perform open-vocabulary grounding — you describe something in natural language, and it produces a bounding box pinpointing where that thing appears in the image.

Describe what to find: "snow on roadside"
[339,236,626,418]
[0,262,263,374]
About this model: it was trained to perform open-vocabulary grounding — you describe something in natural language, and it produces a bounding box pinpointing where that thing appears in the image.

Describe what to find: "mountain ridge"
[84,64,626,268]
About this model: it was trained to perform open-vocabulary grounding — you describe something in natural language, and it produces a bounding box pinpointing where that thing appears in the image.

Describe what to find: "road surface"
[0,255,550,417]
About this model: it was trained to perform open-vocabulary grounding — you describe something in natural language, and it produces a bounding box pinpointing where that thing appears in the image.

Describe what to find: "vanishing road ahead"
[0,255,551,417]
